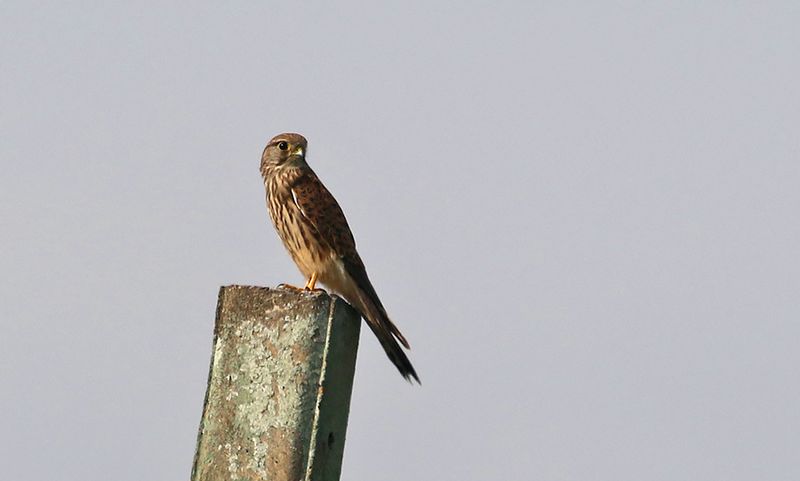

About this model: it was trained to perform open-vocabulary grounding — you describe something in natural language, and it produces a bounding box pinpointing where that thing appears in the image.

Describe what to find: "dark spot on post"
[327,431,335,448]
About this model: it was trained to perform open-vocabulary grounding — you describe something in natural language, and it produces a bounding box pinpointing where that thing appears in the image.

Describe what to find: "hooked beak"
[292,146,305,158]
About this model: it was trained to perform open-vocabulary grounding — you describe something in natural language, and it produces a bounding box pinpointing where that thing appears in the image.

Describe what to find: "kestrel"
[260,133,419,383]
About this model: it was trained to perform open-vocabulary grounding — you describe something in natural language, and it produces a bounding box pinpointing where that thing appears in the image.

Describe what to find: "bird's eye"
[278,141,289,151]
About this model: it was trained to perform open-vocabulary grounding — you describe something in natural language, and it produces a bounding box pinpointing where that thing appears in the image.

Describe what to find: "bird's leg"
[304,272,319,290]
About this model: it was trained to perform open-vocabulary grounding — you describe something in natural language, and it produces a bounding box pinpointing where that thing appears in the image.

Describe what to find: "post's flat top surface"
[192,285,360,481]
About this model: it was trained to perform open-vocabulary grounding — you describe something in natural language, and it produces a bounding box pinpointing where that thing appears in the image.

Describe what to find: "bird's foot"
[277,283,304,291]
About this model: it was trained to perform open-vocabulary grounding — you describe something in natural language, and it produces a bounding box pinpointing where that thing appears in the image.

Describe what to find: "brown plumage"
[260,132,419,383]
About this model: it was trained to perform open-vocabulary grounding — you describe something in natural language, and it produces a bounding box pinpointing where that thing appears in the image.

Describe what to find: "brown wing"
[290,168,412,352]
[289,169,358,258]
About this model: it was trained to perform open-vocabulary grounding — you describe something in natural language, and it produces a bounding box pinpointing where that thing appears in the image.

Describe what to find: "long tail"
[342,266,419,383]
[362,311,420,384]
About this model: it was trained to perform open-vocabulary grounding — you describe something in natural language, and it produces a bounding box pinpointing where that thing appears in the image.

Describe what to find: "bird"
[260,132,419,383]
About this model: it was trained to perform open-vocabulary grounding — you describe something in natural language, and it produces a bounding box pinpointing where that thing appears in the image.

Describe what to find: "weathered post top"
[191,285,361,481]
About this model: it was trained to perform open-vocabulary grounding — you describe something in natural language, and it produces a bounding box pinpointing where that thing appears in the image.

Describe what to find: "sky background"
[2,2,799,480]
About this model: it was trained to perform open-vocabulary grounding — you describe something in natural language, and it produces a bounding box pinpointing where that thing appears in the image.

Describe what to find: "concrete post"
[191,285,361,481]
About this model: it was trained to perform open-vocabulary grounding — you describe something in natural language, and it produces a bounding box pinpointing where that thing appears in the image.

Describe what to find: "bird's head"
[261,133,308,178]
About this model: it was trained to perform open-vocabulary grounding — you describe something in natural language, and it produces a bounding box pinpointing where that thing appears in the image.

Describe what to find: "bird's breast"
[266,182,333,277]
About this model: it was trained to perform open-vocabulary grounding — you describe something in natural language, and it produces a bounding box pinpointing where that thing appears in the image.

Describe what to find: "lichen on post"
[191,285,361,481]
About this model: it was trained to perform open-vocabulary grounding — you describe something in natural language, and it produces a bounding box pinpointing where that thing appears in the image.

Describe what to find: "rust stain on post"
[191,285,361,481]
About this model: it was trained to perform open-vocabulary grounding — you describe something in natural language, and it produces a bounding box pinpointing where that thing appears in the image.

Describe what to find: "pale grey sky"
[2,2,799,480]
